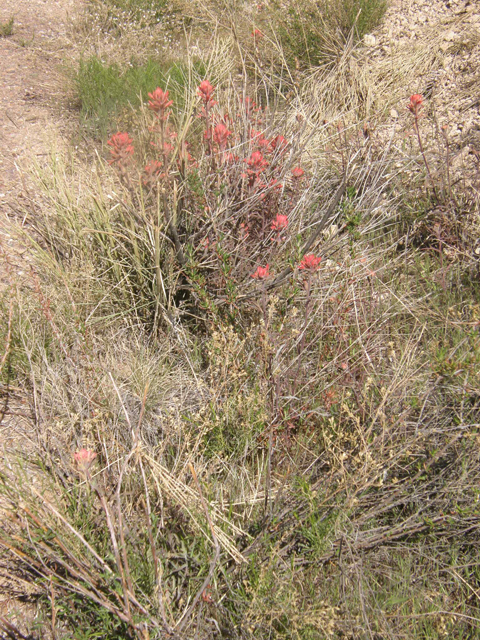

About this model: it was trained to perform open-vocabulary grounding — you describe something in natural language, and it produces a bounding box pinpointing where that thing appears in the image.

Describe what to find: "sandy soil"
[0,0,80,283]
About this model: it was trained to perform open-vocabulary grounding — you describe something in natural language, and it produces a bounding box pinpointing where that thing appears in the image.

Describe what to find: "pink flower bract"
[107,132,134,166]
[251,264,271,279]
[198,80,215,106]
[407,94,423,115]
[148,87,173,117]
[213,123,232,150]
[74,449,97,472]
[271,214,288,231]
[291,167,305,179]
[143,161,164,185]
[251,129,269,149]
[298,254,322,271]
[246,150,269,174]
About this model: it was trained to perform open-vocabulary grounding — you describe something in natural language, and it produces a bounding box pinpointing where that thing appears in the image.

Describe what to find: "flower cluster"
[107,132,134,167]
[213,122,232,151]
[143,160,164,186]
[298,254,322,271]
[198,80,216,108]
[106,78,315,303]
[74,449,97,473]
[271,214,288,231]
[251,129,269,150]
[292,167,305,179]
[148,87,173,120]
[245,151,269,186]
[251,264,270,279]
[407,94,423,117]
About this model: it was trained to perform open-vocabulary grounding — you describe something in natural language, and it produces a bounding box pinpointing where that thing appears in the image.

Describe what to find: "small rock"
[390,108,399,119]
[444,30,457,42]
[364,34,376,47]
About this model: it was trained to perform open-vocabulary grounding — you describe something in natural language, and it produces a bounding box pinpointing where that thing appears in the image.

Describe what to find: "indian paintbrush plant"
[100,80,314,326]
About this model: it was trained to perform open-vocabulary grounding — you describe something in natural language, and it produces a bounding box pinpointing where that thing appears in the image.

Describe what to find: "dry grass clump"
[1,0,480,638]
[183,0,388,71]
[0,267,246,636]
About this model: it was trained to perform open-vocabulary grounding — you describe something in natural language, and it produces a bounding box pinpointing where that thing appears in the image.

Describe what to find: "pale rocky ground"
[366,0,480,193]
[0,0,479,633]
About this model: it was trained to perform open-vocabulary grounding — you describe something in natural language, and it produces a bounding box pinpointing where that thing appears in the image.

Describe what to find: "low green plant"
[333,0,389,37]
[0,16,14,37]
[74,56,205,136]
[0,449,223,637]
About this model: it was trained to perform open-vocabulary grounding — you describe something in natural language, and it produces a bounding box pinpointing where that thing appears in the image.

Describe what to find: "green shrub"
[332,0,389,37]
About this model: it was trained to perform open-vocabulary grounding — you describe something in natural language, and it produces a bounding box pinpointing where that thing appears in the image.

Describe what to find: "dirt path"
[0,0,81,631]
[0,0,80,281]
